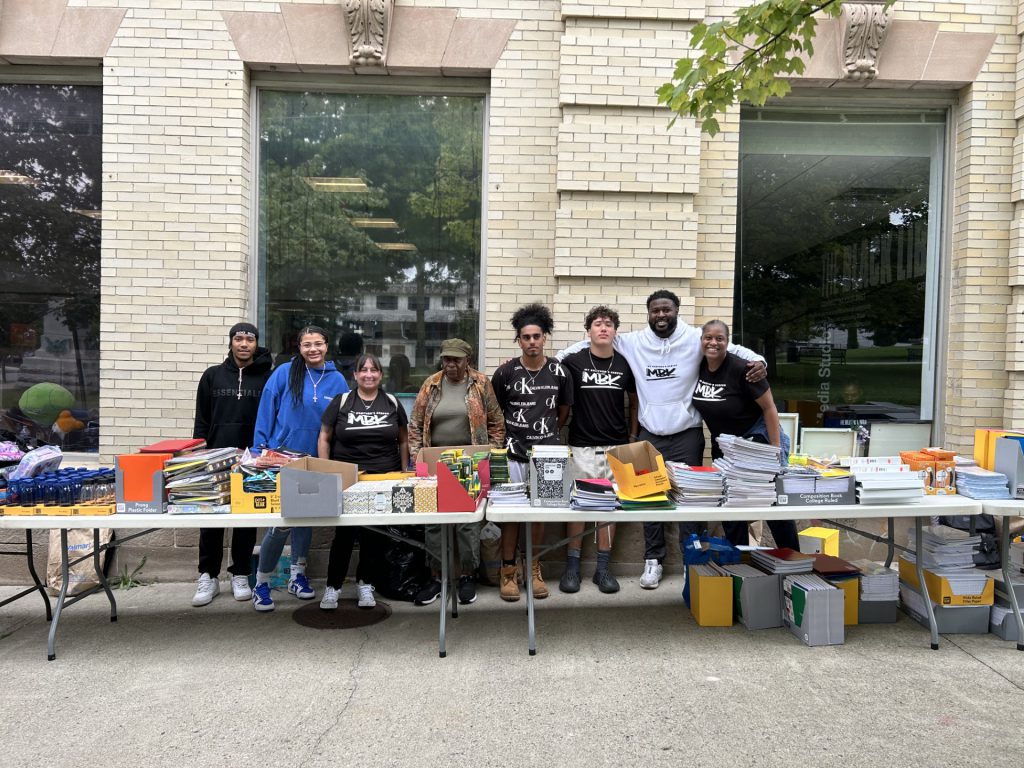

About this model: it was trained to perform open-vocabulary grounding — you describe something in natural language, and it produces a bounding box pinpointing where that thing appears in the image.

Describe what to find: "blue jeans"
[257,526,312,574]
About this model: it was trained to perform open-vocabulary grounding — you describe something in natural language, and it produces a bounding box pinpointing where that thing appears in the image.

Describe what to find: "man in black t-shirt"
[491,303,572,603]
[560,306,637,594]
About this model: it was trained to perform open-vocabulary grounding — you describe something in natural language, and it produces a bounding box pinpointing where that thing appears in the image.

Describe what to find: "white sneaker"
[191,573,219,606]
[320,586,339,611]
[357,581,376,609]
[231,575,252,601]
[640,559,663,590]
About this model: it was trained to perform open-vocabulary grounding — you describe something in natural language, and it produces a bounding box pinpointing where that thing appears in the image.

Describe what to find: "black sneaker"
[593,570,620,594]
[559,568,581,593]
[414,579,443,606]
[457,575,477,605]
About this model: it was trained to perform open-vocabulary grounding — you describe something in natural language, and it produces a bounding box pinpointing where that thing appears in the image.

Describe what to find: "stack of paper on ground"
[487,482,528,506]
[901,525,993,608]
[164,447,239,512]
[666,461,724,506]
[751,547,815,574]
[783,574,845,646]
[570,477,618,511]
[907,524,981,569]
[689,561,733,626]
[851,559,899,601]
[850,457,924,504]
[899,582,991,633]
[713,434,780,507]
[722,563,783,629]
[955,465,1011,499]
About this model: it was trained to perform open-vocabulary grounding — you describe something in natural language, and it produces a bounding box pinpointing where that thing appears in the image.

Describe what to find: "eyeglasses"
[299,341,328,350]
[232,333,256,342]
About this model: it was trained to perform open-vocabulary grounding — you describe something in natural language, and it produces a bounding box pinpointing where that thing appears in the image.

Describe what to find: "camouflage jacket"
[408,368,505,454]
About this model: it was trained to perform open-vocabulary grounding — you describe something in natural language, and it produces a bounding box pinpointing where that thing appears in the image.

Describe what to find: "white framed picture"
[778,413,799,452]
[800,428,858,460]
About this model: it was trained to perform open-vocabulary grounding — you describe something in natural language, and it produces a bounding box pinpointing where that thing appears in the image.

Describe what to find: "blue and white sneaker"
[252,582,274,612]
[288,572,315,600]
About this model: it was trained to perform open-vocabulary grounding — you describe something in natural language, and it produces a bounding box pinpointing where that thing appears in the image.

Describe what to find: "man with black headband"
[190,322,273,607]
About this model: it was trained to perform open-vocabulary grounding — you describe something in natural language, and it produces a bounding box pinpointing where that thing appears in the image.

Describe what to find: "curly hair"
[646,289,680,309]
[510,303,554,336]
[584,305,620,330]
[288,325,330,405]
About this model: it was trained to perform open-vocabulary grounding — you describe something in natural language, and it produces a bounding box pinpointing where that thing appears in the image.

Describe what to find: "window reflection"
[258,91,484,394]
[0,84,101,451]
[736,110,944,430]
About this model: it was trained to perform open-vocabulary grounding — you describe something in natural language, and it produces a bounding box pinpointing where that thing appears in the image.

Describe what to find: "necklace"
[520,358,544,389]
[588,349,614,373]
[306,366,327,403]
[358,392,376,410]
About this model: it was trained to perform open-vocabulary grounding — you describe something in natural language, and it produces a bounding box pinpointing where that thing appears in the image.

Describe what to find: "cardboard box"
[115,453,171,514]
[414,445,489,512]
[725,566,782,629]
[776,476,855,506]
[342,480,400,515]
[898,557,994,606]
[990,608,1020,641]
[798,526,840,556]
[606,441,671,498]
[280,457,359,518]
[689,565,733,627]
[783,576,845,646]
[989,569,1024,605]
[900,581,990,633]
[994,436,1024,499]
[825,576,859,625]
[413,477,438,513]
[1,504,115,516]
[230,472,281,514]
[858,599,899,624]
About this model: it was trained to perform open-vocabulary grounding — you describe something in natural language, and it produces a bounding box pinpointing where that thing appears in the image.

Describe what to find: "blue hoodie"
[252,360,349,455]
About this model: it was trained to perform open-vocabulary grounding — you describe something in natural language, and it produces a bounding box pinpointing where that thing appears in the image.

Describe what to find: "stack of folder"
[750,547,815,574]
[666,462,724,506]
[617,489,676,510]
[570,478,619,511]
[163,447,239,507]
[956,465,1011,500]
[853,459,924,504]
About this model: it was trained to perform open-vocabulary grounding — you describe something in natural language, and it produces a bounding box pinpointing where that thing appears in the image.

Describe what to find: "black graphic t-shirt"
[321,391,408,474]
[562,349,636,447]
[692,352,769,458]
[491,357,573,462]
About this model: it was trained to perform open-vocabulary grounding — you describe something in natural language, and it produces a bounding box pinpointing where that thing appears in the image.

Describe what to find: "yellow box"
[798,527,840,556]
[974,429,1024,471]
[898,557,994,606]
[606,441,671,498]
[826,577,859,625]
[689,565,733,627]
[230,472,281,514]
[0,505,44,516]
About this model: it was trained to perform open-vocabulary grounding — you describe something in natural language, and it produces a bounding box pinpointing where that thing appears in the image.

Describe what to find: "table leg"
[449,526,459,620]
[25,529,52,621]
[998,520,1024,651]
[526,524,536,656]
[884,517,895,568]
[913,516,940,650]
[46,529,71,661]
[93,529,117,622]
[438,523,449,658]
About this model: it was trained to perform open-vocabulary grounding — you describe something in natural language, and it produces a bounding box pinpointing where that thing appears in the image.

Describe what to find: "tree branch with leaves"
[657,0,895,135]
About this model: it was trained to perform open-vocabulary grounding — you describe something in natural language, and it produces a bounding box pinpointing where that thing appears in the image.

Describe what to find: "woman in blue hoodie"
[250,326,348,612]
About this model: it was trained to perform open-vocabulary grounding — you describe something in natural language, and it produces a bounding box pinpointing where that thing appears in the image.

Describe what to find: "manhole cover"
[292,599,392,629]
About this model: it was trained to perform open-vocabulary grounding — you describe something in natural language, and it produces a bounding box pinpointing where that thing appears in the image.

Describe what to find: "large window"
[0,84,102,451]
[736,108,945,431]
[257,90,484,395]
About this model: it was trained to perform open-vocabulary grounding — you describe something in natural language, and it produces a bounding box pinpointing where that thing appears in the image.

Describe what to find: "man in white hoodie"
[559,290,765,589]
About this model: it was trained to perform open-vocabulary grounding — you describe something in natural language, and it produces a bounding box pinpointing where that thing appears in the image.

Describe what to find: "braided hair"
[288,326,330,405]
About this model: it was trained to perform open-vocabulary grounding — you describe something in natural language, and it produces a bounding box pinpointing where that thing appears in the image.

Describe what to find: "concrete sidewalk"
[2,577,1022,767]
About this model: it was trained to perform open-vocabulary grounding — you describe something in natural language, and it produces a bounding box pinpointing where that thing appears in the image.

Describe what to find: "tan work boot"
[499,564,520,602]
[531,560,549,599]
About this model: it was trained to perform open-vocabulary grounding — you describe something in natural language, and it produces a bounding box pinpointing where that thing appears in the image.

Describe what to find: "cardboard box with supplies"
[606,441,671,498]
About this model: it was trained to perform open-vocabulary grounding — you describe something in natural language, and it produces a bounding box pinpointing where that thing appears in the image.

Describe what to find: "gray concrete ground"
[2,576,1023,768]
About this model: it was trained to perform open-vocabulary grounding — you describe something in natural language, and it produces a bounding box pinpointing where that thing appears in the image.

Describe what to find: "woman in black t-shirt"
[692,320,799,550]
[317,353,410,611]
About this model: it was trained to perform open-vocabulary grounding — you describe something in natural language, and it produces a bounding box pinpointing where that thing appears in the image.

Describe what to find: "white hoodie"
[560,324,764,436]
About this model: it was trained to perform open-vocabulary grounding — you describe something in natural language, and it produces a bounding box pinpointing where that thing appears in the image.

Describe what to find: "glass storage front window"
[736,108,945,431]
[0,84,102,451]
[257,90,484,395]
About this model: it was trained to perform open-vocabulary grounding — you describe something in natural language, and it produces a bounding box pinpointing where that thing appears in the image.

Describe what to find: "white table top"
[980,500,1024,514]
[484,494,982,523]
[0,509,484,529]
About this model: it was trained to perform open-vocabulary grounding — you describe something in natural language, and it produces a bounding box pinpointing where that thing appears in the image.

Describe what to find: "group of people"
[189,289,795,613]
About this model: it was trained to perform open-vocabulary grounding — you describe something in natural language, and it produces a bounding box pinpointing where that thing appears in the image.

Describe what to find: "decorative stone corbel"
[345,0,394,67]
[841,0,892,81]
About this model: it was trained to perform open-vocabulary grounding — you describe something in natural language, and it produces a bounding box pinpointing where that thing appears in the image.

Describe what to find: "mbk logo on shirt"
[581,370,622,388]
[693,381,726,401]
[347,412,390,429]
[645,365,677,380]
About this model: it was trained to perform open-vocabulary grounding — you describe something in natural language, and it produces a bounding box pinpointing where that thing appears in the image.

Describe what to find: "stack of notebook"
[906,524,981,570]
[750,547,815,574]
[164,447,239,507]
[487,482,529,506]
[570,477,619,511]
[667,462,724,506]
[850,559,899,602]
[713,435,780,507]
[955,465,1011,500]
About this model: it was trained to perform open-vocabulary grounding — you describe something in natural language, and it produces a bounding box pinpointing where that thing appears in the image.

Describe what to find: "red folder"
[140,438,206,455]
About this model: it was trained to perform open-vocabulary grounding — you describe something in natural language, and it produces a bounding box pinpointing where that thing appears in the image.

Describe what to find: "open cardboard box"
[606,441,671,498]
[414,444,491,513]
[280,457,359,517]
